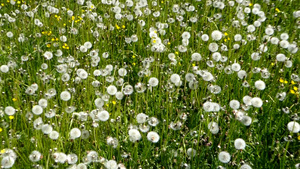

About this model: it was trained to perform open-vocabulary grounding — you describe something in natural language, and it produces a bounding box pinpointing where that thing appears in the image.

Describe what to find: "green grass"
[0,0,299,168]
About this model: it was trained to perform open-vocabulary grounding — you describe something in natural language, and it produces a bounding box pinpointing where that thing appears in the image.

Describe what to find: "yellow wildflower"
[279,78,284,83]
[9,116,14,120]
[0,127,2,132]
[0,149,5,154]
[132,55,135,59]
[275,8,280,12]
[112,101,116,105]
[291,80,296,85]
[290,90,295,94]
[122,25,125,29]
[12,98,17,102]
[294,86,298,91]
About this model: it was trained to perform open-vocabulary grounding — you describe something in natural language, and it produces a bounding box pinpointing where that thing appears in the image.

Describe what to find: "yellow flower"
[132,62,136,66]
[249,3,253,6]
[153,39,157,43]
[284,80,288,84]
[290,90,295,94]
[298,135,300,141]
[224,39,227,42]
[224,32,228,36]
[192,63,196,67]
[161,1,164,3]
[227,37,230,40]
[279,78,284,83]
[47,44,51,48]
[122,25,125,29]
[115,24,120,30]
[291,80,296,85]
[167,42,171,45]
[0,149,5,154]
[1,3,4,6]
[112,101,116,105]
[132,55,135,59]
[0,127,2,132]
[275,8,280,12]
[271,63,275,66]
[12,98,17,102]
[72,16,75,20]
[9,116,14,120]
[175,51,179,55]
[294,86,298,91]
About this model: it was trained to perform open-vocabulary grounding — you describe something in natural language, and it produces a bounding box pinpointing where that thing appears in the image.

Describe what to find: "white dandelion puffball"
[5,106,16,116]
[255,80,266,90]
[128,129,142,142]
[240,164,252,169]
[218,151,231,163]
[97,110,110,121]
[231,63,241,71]
[42,124,53,135]
[187,148,197,157]
[1,156,15,168]
[70,128,81,139]
[136,113,149,123]
[60,91,71,101]
[148,77,159,87]
[49,131,59,140]
[251,97,263,108]
[0,65,9,73]
[234,138,246,150]
[208,122,219,134]
[170,74,181,84]
[276,53,286,62]
[105,160,118,169]
[229,100,240,110]
[43,51,53,60]
[147,131,160,143]
[94,98,104,108]
[32,105,43,115]
[191,53,202,61]
[287,121,300,133]
[107,85,117,95]
[208,42,219,52]
[29,151,42,162]
[241,116,252,126]
[201,34,209,41]
[118,68,127,76]
[211,30,223,41]
[38,98,48,108]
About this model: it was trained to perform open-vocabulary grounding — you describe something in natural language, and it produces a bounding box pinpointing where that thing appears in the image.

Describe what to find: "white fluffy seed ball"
[32,105,43,115]
[60,91,71,101]
[234,138,246,150]
[255,80,266,90]
[218,151,231,163]
[211,30,223,41]
[287,121,300,133]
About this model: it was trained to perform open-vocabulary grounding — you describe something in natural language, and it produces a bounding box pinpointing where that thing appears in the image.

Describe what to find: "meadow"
[0,0,300,168]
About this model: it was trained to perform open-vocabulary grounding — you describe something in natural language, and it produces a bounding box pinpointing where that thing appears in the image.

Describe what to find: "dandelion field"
[0,0,300,168]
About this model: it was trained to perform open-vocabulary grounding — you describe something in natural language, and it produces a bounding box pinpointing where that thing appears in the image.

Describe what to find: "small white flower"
[1,156,15,168]
[170,74,181,84]
[276,53,286,62]
[231,63,241,71]
[147,131,160,143]
[105,160,118,169]
[218,151,231,163]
